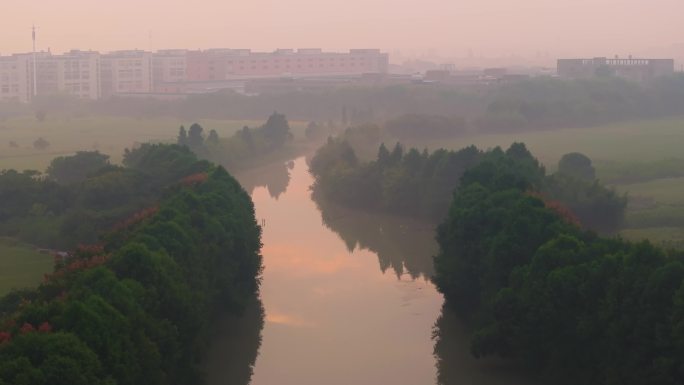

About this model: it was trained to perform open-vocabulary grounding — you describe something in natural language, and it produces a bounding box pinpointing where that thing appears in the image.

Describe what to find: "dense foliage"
[310,138,483,220]
[46,152,111,185]
[0,145,209,249]
[0,153,262,385]
[178,112,294,170]
[310,139,625,231]
[433,143,684,384]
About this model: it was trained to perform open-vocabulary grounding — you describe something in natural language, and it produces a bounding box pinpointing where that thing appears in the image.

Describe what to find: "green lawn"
[620,227,684,249]
[614,177,684,238]
[422,117,684,168]
[0,238,53,296]
[0,115,308,171]
[616,177,684,205]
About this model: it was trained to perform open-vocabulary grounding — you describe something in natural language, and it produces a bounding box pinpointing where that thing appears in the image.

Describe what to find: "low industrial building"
[557,57,674,82]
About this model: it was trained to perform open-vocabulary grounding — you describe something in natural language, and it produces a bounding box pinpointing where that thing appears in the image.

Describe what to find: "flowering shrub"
[44,254,111,283]
[526,191,581,227]
[38,322,52,333]
[0,332,10,344]
[19,323,35,334]
[111,206,159,233]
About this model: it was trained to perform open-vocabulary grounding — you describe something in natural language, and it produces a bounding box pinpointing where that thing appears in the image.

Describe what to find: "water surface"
[208,157,535,385]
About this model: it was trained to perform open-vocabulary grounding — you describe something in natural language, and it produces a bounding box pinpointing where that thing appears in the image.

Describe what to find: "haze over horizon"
[2,0,683,65]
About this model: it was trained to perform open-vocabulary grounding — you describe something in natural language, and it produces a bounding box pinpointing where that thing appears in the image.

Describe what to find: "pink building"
[185,48,388,81]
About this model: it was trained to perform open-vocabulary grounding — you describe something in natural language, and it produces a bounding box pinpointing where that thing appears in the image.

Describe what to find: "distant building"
[1,50,100,102]
[100,50,153,97]
[152,49,187,92]
[424,69,451,82]
[0,54,32,103]
[186,48,389,81]
[0,47,389,101]
[35,50,101,100]
[185,49,237,82]
[483,67,507,78]
[557,57,675,83]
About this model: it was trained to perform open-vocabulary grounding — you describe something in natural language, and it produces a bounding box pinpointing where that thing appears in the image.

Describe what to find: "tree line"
[0,145,263,385]
[0,145,209,249]
[309,139,626,233]
[433,143,684,384]
[177,112,293,170]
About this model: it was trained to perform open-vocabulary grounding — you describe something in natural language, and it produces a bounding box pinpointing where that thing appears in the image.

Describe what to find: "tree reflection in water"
[313,190,438,280]
[433,304,538,385]
[235,160,294,200]
[204,298,265,385]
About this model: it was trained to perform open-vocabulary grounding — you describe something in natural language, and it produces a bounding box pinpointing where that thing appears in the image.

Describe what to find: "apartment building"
[0,47,390,101]
[152,49,187,92]
[186,49,247,81]
[100,50,153,96]
[0,54,31,103]
[35,50,101,100]
[186,48,389,81]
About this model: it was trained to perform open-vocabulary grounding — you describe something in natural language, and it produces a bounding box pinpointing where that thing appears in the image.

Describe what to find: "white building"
[0,54,32,103]
[0,47,390,102]
[35,50,101,100]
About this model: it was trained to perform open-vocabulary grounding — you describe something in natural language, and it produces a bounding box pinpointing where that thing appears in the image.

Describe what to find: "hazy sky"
[2,0,682,63]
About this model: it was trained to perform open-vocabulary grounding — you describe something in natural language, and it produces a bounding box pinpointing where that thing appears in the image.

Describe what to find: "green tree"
[305,121,321,141]
[46,152,111,185]
[0,332,109,385]
[33,138,50,150]
[187,123,205,149]
[177,125,188,146]
[207,129,220,145]
[262,112,292,148]
[557,152,596,181]
[433,143,683,385]
[341,106,348,126]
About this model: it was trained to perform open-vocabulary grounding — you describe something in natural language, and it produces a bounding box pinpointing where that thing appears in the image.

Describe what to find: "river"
[205,156,535,385]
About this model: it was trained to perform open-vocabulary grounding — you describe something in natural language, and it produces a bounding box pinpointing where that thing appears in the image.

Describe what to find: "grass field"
[614,177,684,244]
[0,115,308,171]
[0,238,53,296]
[616,177,684,205]
[421,117,684,168]
[620,227,684,247]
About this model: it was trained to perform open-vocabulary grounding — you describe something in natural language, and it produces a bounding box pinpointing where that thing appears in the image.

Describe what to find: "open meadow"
[419,117,684,167]
[0,238,53,296]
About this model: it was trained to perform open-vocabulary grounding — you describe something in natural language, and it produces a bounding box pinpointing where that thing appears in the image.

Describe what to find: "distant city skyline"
[1,0,683,66]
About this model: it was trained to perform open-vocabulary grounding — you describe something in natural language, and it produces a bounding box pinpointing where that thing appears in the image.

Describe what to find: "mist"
[2,2,684,385]
[2,0,683,64]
